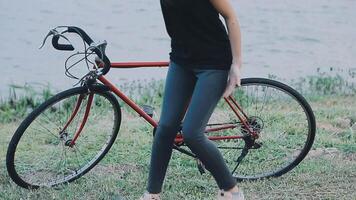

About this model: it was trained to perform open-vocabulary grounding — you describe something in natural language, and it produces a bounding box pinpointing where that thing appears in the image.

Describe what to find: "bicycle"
[6,26,316,189]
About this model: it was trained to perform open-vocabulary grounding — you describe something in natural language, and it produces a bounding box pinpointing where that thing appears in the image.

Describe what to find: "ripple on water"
[136,8,147,12]
[2,57,13,61]
[39,9,53,14]
[105,26,114,30]
[18,38,32,46]
[293,36,321,43]
[269,49,282,53]
[321,5,329,9]
[285,50,301,55]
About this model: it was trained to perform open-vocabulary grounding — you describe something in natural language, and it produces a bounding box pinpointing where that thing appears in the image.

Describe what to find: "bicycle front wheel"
[208,78,316,181]
[6,85,121,189]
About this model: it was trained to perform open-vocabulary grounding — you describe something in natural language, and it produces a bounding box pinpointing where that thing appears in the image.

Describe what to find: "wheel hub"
[242,116,264,149]
[59,132,73,147]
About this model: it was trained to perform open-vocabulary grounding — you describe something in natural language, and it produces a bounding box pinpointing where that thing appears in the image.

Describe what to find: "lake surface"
[0,0,355,97]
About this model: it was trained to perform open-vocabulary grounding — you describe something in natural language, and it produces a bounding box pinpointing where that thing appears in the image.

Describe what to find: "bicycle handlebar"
[44,26,111,76]
[51,35,75,51]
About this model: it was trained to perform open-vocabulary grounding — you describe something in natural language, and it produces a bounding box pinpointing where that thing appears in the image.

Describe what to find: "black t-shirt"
[160,0,232,70]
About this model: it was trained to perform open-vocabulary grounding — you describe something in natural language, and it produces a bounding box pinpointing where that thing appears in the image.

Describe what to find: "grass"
[0,95,355,199]
[0,71,355,199]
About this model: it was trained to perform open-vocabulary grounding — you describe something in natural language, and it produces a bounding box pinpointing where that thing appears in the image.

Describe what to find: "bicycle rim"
[6,86,121,188]
[208,78,315,180]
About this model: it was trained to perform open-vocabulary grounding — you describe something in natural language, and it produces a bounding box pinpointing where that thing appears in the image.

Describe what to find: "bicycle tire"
[209,78,316,181]
[6,85,121,189]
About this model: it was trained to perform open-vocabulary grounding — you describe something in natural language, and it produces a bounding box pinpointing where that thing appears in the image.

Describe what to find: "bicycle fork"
[59,93,94,147]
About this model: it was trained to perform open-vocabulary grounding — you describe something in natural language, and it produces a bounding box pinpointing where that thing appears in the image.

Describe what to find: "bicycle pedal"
[141,105,154,118]
[252,141,262,149]
[196,159,206,175]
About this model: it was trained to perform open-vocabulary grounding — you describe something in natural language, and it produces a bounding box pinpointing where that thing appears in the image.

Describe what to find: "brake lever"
[87,40,107,57]
[39,28,74,50]
[39,29,58,49]
[95,40,107,54]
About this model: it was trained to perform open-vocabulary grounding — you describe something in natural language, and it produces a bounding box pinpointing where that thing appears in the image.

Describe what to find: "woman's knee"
[154,123,180,141]
[181,125,205,146]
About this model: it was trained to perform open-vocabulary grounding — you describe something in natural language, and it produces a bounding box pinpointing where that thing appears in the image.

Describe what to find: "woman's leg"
[181,68,237,191]
[146,61,197,193]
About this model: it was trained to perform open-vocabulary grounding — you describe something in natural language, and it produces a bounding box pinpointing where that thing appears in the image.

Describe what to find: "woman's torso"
[160,0,232,70]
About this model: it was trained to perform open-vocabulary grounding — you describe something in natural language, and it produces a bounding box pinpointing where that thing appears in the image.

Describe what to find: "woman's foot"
[217,187,245,200]
[139,191,161,200]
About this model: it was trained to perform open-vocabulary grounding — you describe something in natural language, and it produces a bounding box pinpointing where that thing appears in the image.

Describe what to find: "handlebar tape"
[51,35,74,51]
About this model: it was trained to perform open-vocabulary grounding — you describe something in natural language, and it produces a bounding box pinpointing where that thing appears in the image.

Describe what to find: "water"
[0,0,355,97]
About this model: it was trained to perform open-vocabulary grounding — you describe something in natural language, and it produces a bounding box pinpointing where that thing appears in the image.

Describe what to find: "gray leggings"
[146,61,237,193]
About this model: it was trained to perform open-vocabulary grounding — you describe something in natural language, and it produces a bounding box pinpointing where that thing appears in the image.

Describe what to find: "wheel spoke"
[33,120,59,138]
[8,90,121,188]
[209,79,314,180]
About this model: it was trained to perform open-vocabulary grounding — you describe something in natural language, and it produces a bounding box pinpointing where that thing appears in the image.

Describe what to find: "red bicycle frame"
[65,61,257,147]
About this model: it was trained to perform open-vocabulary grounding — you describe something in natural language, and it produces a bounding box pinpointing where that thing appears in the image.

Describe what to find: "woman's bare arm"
[210,0,242,97]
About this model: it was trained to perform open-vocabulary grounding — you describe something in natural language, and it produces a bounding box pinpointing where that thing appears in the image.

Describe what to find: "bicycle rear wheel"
[208,78,316,181]
[6,85,121,189]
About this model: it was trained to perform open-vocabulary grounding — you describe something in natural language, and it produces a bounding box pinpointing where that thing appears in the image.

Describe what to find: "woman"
[140,0,243,199]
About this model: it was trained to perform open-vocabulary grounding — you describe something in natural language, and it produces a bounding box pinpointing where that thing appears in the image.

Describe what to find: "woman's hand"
[210,0,242,98]
[222,62,242,98]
